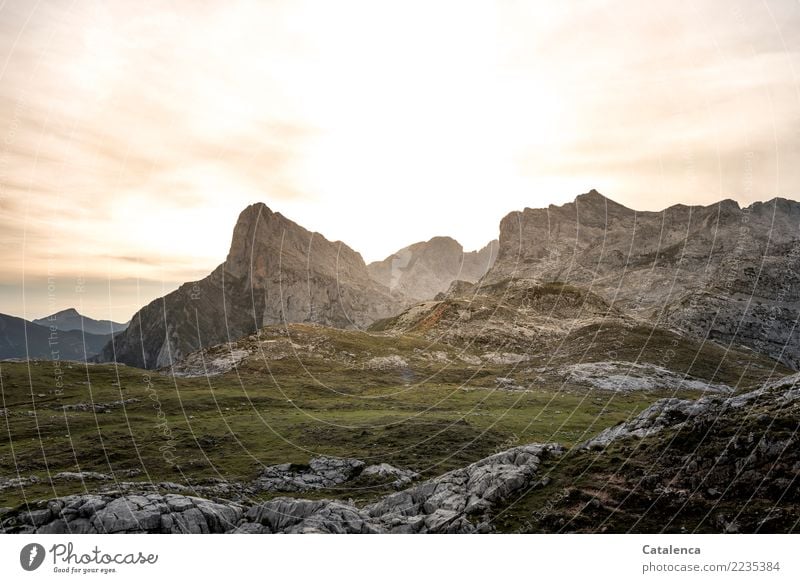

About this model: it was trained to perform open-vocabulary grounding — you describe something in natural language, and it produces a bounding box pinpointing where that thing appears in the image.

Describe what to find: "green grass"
[0,317,787,510]
[0,358,659,508]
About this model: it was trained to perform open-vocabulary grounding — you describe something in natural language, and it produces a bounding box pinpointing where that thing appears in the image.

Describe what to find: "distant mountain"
[367,237,498,301]
[102,190,800,371]
[0,313,111,360]
[101,203,407,369]
[33,308,128,336]
[484,189,800,368]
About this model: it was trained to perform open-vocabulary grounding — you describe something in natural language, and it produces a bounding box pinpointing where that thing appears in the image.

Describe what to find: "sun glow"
[1,0,799,319]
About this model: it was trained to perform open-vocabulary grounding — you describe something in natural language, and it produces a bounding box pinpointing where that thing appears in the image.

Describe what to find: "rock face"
[0,493,243,534]
[101,204,406,369]
[362,443,562,533]
[1,443,560,534]
[229,443,561,534]
[367,276,783,389]
[33,308,128,335]
[485,190,800,369]
[368,237,498,301]
[253,456,366,492]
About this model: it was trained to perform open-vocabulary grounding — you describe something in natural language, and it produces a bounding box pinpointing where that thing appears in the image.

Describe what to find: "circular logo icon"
[20,543,46,571]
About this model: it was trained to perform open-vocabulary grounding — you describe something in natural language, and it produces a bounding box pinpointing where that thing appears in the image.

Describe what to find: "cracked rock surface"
[0,443,560,534]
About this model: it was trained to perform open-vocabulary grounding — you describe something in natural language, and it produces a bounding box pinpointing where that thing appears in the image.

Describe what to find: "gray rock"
[0,475,39,492]
[366,443,562,533]
[253,456,366,492]
[53,471,112,482]
[361,463,420,488]
[1,442,560,534]
[581,397,714,449]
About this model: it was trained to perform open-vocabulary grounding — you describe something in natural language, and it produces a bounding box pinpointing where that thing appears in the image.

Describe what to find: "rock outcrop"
[0,493,244,534]
[0,443,560,534]
[101,204,406,369]
[362,443,562,533]
[561,361,733,393]
[252,456,418,492]
[368,237,498,301]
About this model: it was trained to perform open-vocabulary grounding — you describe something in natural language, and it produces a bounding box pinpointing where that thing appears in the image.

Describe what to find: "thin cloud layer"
[1,0,799,320]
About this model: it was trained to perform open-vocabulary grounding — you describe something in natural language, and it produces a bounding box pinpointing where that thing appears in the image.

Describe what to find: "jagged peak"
[573,189,636,214]
[232,202,277,230]
[467,239,499,255]
[426,235,461,246]
[717,198,740,210]
[746,196,800,213]
[506,190,796,224]
[51,308,81,317]
[575,188,606,201]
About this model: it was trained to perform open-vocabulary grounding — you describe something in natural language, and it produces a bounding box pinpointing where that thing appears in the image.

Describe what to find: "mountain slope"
[101,203,406,369]
[368,278,784,389]
[0,313,111,360]
[485,189,800,368]
[367,237,497,301]
[33,308,127,335]
[495,374,800,533]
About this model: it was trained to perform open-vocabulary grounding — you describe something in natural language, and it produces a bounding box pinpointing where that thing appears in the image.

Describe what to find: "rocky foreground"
[3,373,797,534]
[0,444,561,534]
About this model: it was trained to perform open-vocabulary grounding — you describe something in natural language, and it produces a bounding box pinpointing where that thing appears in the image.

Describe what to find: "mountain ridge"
[98,189,800,370]
[0,312,111,360]
[33,308,128,336]
[485,189,800,368]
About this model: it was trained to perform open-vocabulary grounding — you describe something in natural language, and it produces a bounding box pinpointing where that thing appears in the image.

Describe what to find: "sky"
[1,0,799,322]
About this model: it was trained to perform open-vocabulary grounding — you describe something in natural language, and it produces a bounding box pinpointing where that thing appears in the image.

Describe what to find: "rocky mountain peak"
[102,202,405,369]
[52,308,81,317]
[367,236,498,301]
[574,188,604,201]
[32,308,127,335]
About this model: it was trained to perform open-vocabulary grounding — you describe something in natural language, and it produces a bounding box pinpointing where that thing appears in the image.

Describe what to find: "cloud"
[1,0,799,319]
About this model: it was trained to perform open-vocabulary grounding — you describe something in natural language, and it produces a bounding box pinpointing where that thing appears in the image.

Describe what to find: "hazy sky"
[1,0,800,321]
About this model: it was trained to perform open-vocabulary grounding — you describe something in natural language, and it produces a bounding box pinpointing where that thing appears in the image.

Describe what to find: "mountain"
[368,277,782,388]
[100,203,407,369]
[367,237,498,301]
[0,313,111,360]
[484,189,800,368]
[33,308,127,336]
